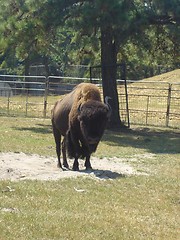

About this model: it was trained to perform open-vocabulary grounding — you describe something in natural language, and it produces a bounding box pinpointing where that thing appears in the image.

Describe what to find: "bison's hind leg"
[62,137,69,169]
[52,123,62,169]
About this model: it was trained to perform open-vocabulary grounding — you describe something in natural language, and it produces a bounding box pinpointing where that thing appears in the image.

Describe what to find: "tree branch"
[148,15,180,25]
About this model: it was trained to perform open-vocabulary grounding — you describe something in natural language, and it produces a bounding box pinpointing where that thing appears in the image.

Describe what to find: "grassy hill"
[141,69,180,83]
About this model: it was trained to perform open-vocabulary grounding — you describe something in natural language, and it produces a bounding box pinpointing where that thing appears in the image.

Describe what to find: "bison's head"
[78,100,111,153]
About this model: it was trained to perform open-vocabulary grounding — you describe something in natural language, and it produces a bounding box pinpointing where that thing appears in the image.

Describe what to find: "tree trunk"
[100,27,122,128]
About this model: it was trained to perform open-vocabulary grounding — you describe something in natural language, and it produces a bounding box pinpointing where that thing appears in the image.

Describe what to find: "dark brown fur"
[51,83,110,170]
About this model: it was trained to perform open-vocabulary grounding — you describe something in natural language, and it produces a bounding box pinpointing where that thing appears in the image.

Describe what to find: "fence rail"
[0,74,179,128]
[117,80,180,128]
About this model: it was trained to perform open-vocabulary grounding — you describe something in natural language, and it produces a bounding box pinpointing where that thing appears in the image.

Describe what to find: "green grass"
[0,176,179,240]
[0,116,180,240]
[0,117,53,156]
[0,116,179,157]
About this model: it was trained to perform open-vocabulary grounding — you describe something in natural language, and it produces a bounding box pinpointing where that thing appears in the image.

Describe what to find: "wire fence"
[117,80,180,128]
[0,74,179,128]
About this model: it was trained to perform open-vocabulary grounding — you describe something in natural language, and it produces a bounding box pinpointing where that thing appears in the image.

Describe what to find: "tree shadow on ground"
[13,122,180,155]
[102,127,180,154]
[13,124,52,134]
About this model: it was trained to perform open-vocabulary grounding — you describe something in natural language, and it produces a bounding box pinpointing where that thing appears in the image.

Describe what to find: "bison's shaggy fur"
[51,83,110,171]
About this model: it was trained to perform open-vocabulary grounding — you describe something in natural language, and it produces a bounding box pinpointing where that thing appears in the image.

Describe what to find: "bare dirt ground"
[0,152,150,181]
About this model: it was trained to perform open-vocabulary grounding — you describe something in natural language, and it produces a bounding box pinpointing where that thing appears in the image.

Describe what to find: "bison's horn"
[105,96,111,109]
[105,96,112,117]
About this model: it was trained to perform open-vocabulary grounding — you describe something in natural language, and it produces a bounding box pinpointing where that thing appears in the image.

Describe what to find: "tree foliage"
[0,0,179,126]
[0,0,179,72]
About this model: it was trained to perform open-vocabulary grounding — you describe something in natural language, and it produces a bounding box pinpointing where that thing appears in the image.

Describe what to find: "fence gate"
[90,63,130,128]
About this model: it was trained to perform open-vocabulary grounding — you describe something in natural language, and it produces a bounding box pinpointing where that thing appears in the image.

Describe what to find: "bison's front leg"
[66,128,82,171]
[72,155,79,171]
[85,155,92,170]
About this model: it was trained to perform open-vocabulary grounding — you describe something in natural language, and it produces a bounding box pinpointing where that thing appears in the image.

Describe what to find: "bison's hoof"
[85,163,92,171]
[86,166,93,171]
[72,161,79,171]
[62,164,69,171]
[73,167,79,171]
[72,166,79,171]
[86,166,93,172]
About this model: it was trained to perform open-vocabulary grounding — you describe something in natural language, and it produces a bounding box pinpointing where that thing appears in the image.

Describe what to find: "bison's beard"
[66,130,88,159]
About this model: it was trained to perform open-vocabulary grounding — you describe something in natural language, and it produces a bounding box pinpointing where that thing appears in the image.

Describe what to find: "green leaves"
[0,0,179,75]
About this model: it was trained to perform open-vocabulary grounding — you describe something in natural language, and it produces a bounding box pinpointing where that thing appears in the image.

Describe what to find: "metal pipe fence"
[0,74,179,128]
[117,80,180,128]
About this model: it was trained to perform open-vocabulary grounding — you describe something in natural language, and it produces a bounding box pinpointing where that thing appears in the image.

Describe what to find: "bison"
[51,83,111,171]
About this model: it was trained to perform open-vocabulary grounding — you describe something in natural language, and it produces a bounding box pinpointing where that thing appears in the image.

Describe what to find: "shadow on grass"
[83,169,126,180]
[13,124,52,134]
[64,168,126,180]
[13,122,180,155]
[103,127,180,154]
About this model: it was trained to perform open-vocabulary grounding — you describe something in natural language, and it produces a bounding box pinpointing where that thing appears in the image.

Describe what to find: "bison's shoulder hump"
[75,83,101,102]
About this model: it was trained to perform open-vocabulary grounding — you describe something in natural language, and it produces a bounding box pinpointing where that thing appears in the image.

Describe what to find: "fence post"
[7,90,10,115]
[146,96,150,125]
[25,90,28,117]
[166,83,172,127]
[43,77,49,118]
